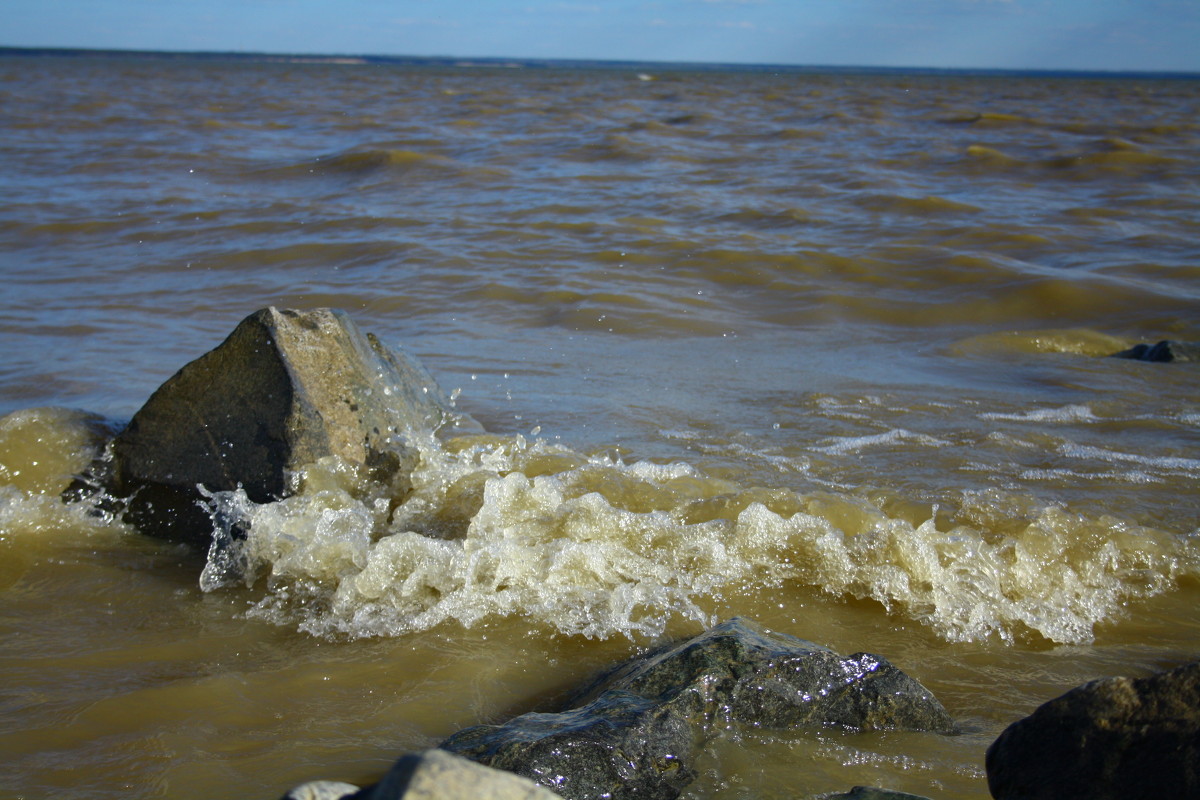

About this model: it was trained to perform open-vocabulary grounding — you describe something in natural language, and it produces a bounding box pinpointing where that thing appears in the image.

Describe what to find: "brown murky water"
[1,56,1198,799]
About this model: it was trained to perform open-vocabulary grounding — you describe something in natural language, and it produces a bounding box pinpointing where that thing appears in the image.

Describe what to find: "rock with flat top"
[985,660,1200,800]
[99,307,477,544]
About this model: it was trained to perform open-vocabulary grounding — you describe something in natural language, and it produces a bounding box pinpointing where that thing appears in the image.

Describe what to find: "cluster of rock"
[57,310,1198,799]
[286,617,955,800]
[283,649,1200,800]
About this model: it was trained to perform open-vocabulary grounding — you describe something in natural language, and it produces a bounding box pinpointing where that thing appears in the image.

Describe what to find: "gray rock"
[985,660,1200,800]
[281,780,362,800]
[1111,339,1200,362]
[99,307,478,545]
[362,749,561,800]
[441,618,953,800]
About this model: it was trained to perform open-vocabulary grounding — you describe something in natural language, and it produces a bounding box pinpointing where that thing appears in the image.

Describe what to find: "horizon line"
[2,44,1199,79]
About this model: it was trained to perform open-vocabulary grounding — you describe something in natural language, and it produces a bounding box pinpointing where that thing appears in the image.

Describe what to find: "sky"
[5,0,1199,73]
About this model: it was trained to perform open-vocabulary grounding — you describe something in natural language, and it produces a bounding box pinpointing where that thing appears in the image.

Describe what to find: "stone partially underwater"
[282,618,953,800]
[72,307,479,546]
[440,617,953,800]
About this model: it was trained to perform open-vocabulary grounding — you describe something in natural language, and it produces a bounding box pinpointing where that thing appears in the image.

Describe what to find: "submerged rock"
[985,660,1200,800]
[820,788,934,800]
[1111,339,1200,362]
[441,617,953,800]
[92,307,477,545]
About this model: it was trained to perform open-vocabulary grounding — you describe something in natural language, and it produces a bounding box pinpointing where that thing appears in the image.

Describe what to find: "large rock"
[985,660,1200,800]
[1111,339,1200,362]
[99,307,477,544]
[441,618,953,800]
[570,616,956,734]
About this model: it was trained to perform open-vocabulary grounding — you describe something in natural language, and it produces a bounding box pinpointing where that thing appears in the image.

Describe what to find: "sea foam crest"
[198,433,1200,645]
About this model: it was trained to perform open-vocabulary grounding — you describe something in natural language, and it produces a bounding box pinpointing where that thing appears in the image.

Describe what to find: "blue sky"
[5,0,1199,72]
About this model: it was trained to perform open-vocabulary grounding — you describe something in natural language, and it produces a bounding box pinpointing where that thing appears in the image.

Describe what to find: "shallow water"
[1,56,1198,799]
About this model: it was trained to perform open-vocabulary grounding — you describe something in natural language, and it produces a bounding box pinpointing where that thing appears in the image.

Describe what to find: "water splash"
[198,433,1200,645]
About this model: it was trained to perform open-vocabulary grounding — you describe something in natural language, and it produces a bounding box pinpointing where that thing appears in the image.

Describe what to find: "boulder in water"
[441,618,953,800]
[985,660,1200,800]
[96,307,477,545]
[569,616,956,734]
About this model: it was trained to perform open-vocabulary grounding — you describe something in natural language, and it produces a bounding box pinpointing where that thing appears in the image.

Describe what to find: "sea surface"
[1,54,1199,799]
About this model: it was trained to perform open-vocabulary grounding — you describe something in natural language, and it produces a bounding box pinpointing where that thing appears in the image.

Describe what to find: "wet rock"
[1111,339,1200,362]
[442,690,698,800]
[571,616,956,735]
[364,749,563,800]
[985,660,1200,800]
[96,307,477,545]
[441,618,953,800]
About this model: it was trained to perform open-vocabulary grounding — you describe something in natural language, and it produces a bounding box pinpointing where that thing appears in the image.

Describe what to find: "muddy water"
[1,56,1198,799]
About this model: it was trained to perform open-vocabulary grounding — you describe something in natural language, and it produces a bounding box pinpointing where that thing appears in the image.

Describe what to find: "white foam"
[981,404,1098,423]
[1058,442,1200,474]
[197,435,1200,646]
[812,428,948,455]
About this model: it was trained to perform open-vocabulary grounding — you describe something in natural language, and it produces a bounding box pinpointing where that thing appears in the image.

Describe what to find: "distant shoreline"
[2,45,1197,81]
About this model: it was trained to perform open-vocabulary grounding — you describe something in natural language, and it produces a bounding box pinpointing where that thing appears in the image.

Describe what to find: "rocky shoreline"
[62,309,1200,800]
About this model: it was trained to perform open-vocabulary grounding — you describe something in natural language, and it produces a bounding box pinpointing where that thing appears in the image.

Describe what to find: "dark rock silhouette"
[986,660,1200,800]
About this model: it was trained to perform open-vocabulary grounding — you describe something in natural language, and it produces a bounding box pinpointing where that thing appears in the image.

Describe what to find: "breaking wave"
[196,431,1200,646]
